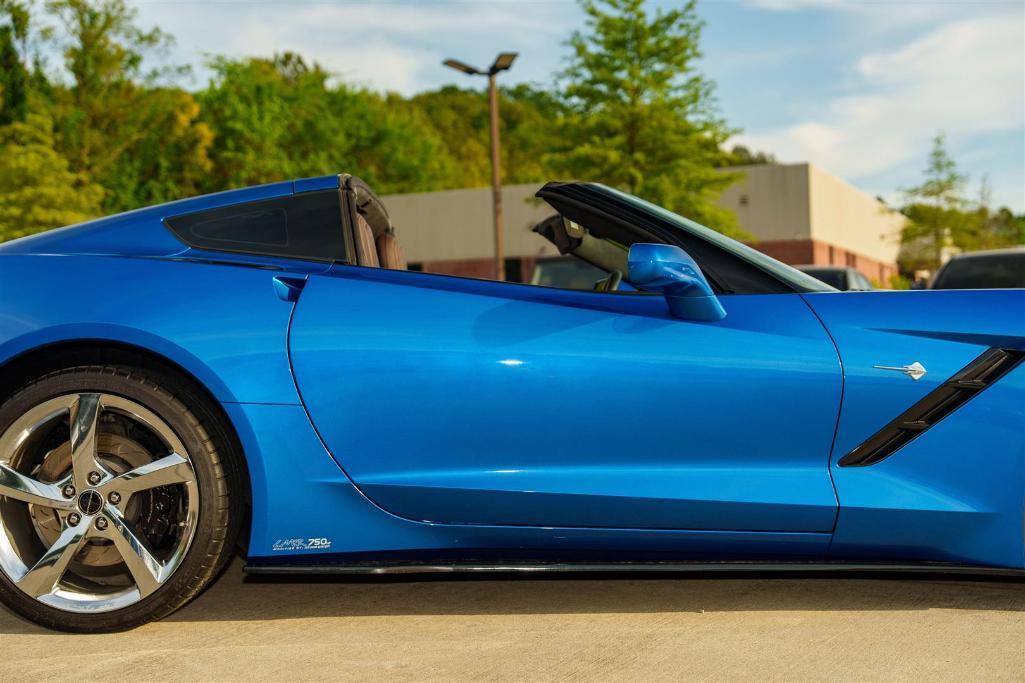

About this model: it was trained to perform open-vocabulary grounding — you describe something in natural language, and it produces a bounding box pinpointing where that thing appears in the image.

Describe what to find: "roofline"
[793,265,852,271]
[948,246,1025,259]
[0,174,344,257]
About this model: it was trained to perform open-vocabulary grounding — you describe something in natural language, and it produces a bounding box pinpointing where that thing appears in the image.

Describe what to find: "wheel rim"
[0,393,199,613]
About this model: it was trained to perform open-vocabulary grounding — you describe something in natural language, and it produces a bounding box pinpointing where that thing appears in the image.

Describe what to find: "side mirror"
[628,243,726,322]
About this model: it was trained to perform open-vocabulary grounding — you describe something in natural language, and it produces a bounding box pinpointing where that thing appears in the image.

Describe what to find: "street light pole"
[487,71,504,281]
[443,52,518,281]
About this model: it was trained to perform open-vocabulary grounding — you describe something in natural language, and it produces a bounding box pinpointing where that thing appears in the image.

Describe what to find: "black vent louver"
[840,347,1025,467]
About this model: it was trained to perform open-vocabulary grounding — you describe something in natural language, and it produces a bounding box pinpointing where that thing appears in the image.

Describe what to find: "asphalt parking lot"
[1,562,1022,681]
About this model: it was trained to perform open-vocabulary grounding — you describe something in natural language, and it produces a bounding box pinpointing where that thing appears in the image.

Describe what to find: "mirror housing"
[628,243,726,322]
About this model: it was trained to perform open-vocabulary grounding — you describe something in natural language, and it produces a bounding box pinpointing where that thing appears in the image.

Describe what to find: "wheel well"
[0,340,252,546]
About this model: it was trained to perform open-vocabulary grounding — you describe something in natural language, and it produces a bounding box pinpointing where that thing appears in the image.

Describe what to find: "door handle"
[272,276,307,302]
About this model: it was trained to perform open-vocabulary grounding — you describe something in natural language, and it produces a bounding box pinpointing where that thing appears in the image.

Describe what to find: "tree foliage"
[0,1,31,125]
[411,84,567,188]
[0,110,102,238]
[0,24,28,124]
[40,0,212,212]
[198,53,459,194]
[723,144,775,166]
[548,0,744,236]
[899,133,1023,272]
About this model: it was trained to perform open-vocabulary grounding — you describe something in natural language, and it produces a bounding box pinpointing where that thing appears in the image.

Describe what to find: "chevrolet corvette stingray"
[0,174,1021,632]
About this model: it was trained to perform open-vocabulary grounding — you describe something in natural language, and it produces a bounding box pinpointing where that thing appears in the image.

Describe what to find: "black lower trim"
[840,347,1025,467]
[243,560,1025,578]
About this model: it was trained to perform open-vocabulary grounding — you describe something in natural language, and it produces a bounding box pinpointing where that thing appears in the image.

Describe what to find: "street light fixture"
[443,52,518,281]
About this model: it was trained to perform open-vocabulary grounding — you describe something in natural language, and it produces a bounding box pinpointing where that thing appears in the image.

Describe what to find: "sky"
[128,0,1025,211]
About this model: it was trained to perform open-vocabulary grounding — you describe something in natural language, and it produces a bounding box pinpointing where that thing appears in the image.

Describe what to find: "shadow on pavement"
[2,562,1023,635]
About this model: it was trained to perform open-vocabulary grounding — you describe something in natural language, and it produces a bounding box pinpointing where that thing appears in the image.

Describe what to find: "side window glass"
[165,191,345,262]
[189,207,287,246]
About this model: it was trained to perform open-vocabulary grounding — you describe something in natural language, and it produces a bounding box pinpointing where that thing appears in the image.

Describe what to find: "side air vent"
[840,347,1025,467]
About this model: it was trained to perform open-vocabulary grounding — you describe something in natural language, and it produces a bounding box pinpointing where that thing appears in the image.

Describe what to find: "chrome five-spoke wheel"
[0,392,199,613]
[0,364,240,632]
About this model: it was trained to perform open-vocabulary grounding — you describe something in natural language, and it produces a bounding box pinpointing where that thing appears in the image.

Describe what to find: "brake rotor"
[28,433,151,569]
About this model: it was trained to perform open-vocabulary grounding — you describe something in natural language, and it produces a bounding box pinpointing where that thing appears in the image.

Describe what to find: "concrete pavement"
[1,563,1022,681]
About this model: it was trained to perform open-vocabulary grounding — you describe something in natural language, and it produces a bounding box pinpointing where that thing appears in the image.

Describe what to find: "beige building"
[720,163,904,285]
[384,162,904,285]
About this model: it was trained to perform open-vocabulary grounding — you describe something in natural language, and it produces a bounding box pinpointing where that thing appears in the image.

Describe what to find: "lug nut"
[67,513,81,527]
[108,491,121,505]
[94,517,108,531]
[62,485,76,499]
[87,471,102,486]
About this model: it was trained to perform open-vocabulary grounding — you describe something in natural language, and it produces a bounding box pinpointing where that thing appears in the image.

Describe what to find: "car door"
[289,265,842,533]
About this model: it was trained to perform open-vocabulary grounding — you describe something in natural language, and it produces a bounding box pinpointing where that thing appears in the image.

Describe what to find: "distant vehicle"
[795,265,874,291]
[931,247,1025,290]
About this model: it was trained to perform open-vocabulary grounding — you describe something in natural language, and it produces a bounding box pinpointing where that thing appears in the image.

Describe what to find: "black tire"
[0,364,243,632]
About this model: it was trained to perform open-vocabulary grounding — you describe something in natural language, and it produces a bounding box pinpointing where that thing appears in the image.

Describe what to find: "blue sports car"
[0,174,1021,632]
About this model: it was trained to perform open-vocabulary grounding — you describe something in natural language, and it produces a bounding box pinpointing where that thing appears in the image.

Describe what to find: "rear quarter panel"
[0,253,304,405]
[0,251,335,558]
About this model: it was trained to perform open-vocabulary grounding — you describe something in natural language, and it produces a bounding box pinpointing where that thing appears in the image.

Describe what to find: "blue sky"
[130,0,1024,211]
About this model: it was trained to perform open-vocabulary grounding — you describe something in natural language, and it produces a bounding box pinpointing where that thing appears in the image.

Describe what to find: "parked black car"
[794,265,873,291]
[931,247,1025,290]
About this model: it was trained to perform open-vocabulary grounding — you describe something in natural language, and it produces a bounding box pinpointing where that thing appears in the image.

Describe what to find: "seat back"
[376,230,407,270]
[354,213,379,267]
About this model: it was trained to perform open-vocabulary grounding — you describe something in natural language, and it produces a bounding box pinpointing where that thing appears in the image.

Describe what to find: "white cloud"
[742,0,999,28]
[131,0,575,94]
[735,13,1025,182]
[182,7,438,93]
[293,2,558,34]
[745,0,848,9]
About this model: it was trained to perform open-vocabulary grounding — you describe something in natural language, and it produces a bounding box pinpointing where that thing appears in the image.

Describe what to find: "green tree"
[410,84,566,188]
[409,86,491,188]
[199,53,460,194]
[102,87,213,209]
[0,26,27,124]
[0,1,30,124]
[723,144,775,166]
[549,0,743,236]
[0,110,103,240]
[985,207,1025,246]
[43,0,211,212]
[961,177,1025,250]
[336,89,459,194]
[899,132,969,270]
[198,54,335,189]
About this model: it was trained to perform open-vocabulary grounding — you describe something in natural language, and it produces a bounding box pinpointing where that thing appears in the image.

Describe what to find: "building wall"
[717,163,812,241]
[756,239,898,286]
[717,162,903,284]
[386,184,555,265]
[807,163,904,270]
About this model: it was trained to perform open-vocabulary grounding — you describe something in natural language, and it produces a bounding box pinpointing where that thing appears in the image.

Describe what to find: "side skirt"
[244,561,1025,578]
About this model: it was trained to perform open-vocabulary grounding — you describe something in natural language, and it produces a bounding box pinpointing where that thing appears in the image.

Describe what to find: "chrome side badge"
[873,361,927,381]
